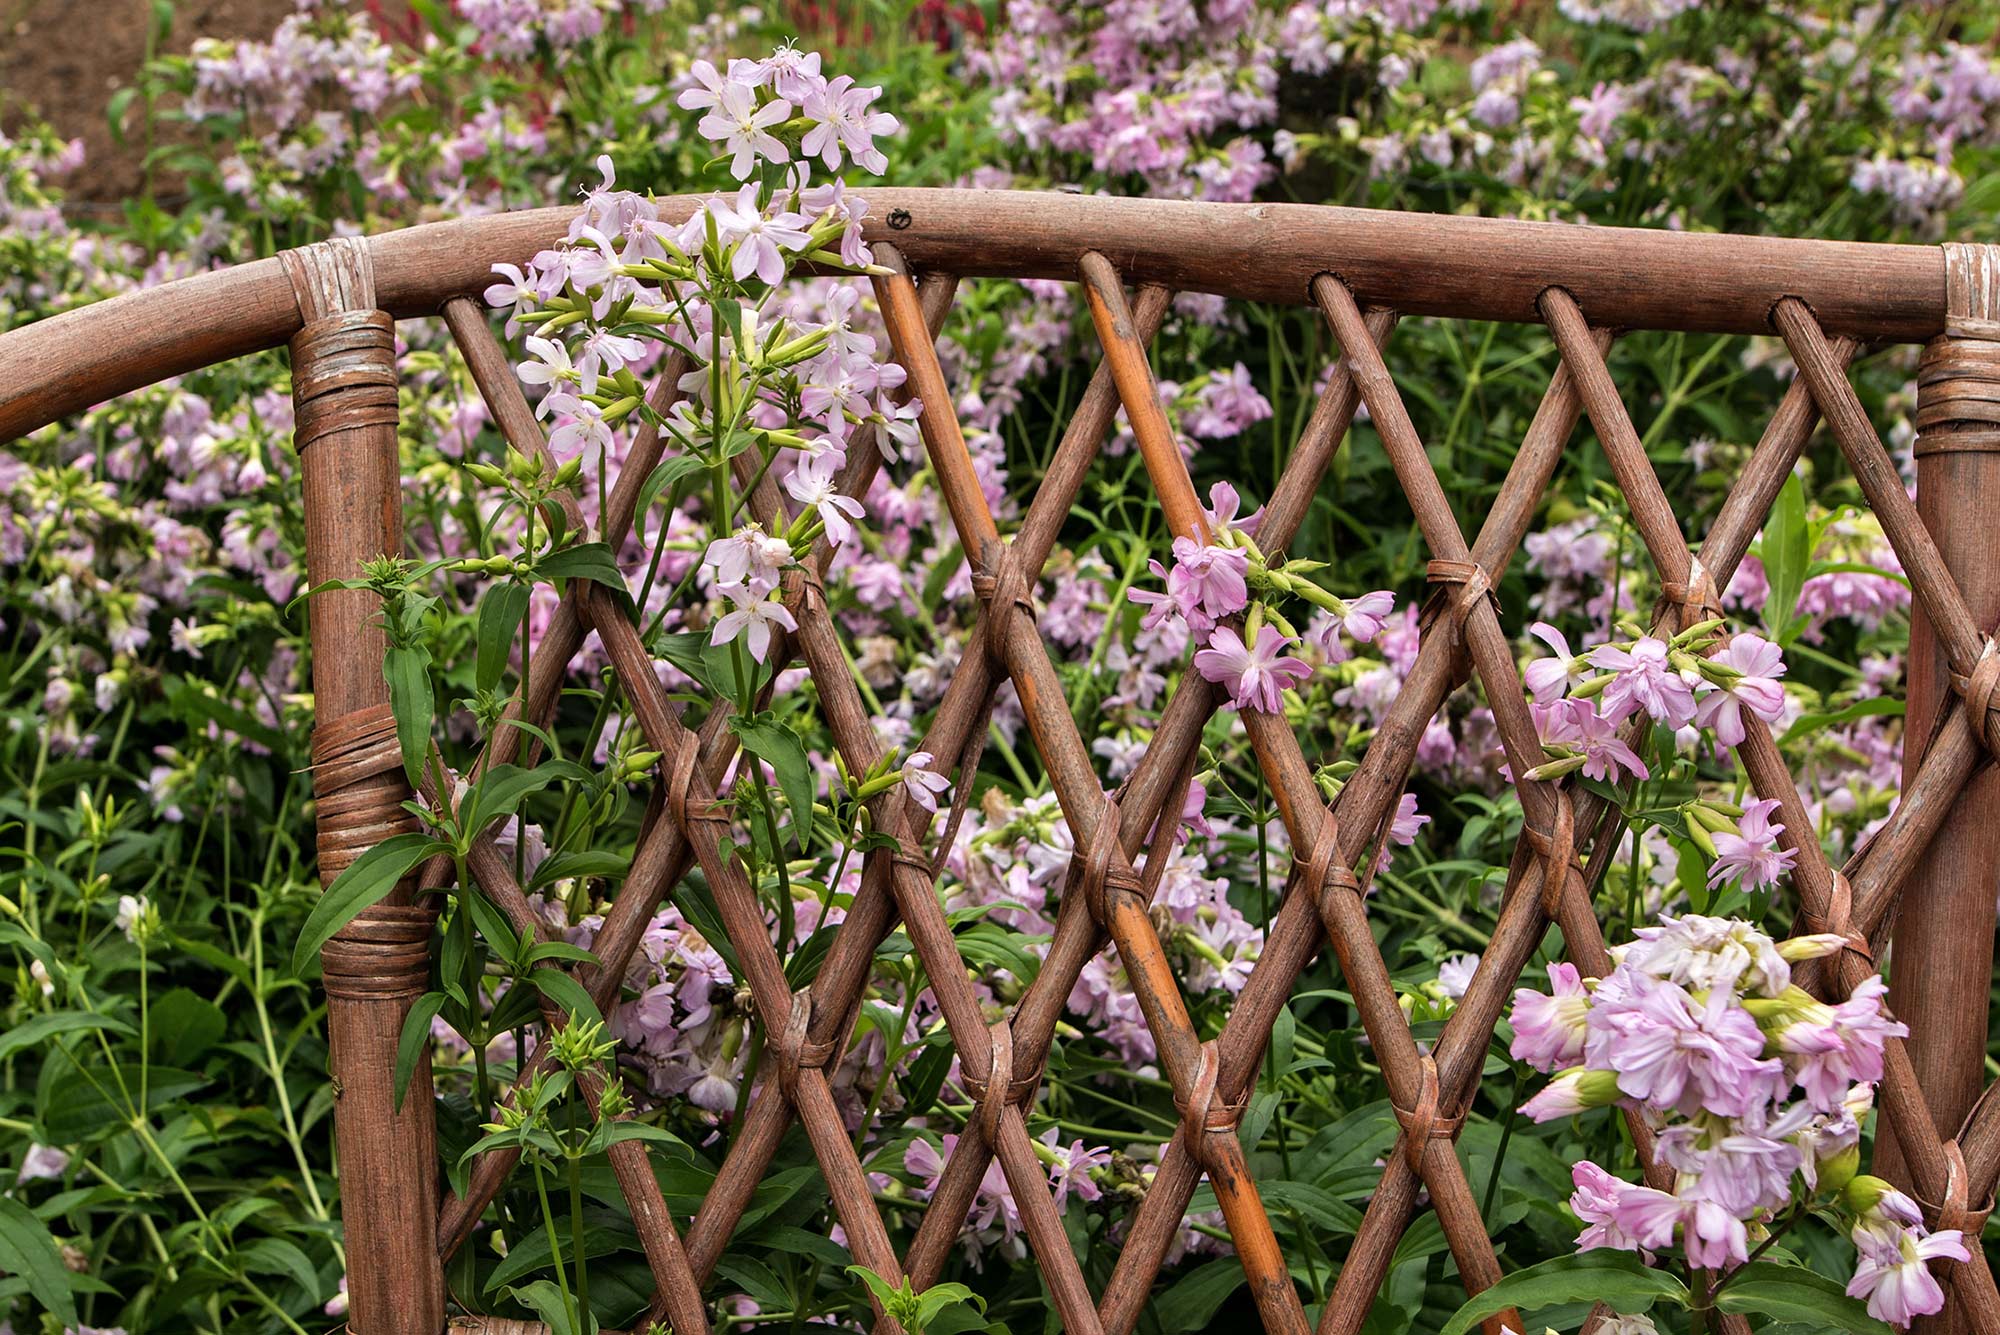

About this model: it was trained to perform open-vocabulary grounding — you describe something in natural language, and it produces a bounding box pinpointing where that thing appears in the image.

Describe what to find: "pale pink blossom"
[1193,625,1312,713]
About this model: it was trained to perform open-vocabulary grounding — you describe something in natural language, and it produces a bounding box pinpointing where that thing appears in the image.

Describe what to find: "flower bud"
[1778,932,1847,962]
[1525,752,1587,783]
[1816,1142,1861,1198]
[1520,1067,1623,1121]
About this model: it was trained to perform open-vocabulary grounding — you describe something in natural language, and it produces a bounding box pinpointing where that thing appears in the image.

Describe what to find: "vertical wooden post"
[283,238,445,1335]
[1892,242,2000,1333]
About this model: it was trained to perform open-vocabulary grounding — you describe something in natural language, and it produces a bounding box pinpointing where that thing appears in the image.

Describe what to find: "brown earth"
[0,0,295,203]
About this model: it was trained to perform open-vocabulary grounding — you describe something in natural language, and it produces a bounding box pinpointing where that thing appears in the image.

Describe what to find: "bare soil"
[1,0,295,203]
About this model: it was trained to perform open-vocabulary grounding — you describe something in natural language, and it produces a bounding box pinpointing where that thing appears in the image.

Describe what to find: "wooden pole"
[283,238,445,1335]
[0,190,1954,446]
[1892,243,2000,1334]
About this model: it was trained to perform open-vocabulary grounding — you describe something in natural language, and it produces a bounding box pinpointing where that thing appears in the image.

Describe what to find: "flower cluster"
[486,47,910,670]
[1511,915,1962,1324]
[1129,480,1393,721]
[1522,618,1790,788]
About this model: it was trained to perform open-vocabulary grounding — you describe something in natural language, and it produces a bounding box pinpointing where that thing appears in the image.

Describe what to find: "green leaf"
[527,967,604,1028]
[503,1278,588,1335]
[477,582,531,694]
[463,760,590,836]
[0,1011,134,1064]
[0,1197,75,1325]
[236,1235,323,1300]
[1761,473,1810,643]
[730,714,817,856]
[527,941,602,967]
[147,987,226,1066]
[1780,696,1904,745]
[634,456,708,543]
[385,644,435,789]
[292,832,442,976]
[531,849,632,890]
[1713,1262,1893,1333]
[488,1223,636,1295]
[394,992,450,1113]
[39,1060,208,1141]
[537,541,628,592]
[1439,1250,1689,1335]
[1152,1257,1245,1333]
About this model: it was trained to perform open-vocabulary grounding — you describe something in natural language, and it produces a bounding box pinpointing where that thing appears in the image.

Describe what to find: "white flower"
[115,894,153,944]
[784,453,866,548]
[17,1143,69,1183]
[697,82,792,180]
[520,334,584,397]
[900,751,951,813]
[709,595,798,663]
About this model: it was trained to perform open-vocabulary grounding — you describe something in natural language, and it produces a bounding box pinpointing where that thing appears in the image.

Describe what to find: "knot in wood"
[968,557,1036,655]
[1914,243,2000,458]
[1660,554,1725,627]
[1423,559,1498,637]
[1522,792,1577,919]
[1078,796,1142,926]
[1390,1054,1464,1174]
[1174,1041,1244,1155]
[308,702,419,884]
[1302,807,1361,923]
[1802,869,1874,966]
[319,903,436,1000]
[1919,1140,1995,1243]
[958,1020,1033,1146]
[771,990,836,1095]
[1949,637,2000,761]
[289,309,397,452]
[666,730,723,833]
[283,238,394,453]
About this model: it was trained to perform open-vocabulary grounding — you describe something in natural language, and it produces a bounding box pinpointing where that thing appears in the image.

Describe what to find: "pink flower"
[675,57,758,115]
[1534,697,1650,782]
[703,525,792,600]
[16,1143,69,1183]
[1681,1198,1750,1269]
[1342,591,1396,644]
[1165,536,1249,633]
[708,185,812,286]
[1202,480,1263,539]
[1570,1161,1677,1254]
[1374,791,1430,873]
[1776,975,1908,1111]
[1438,952,1480,999]
[1848,1221,1968,1325]
[1706,798,1797,892]
[1657,1102,1810,1216]
[484,262,533,311]
[520,334,582,397]
[800,75,897,174]
[1590,637,1697,728]
[1510,961,1591,1072]
[1192,625,1312,713]
[1522,621,1585,702]
[1042,1128,1109,1208]
[1571,1159,1749,1269]
[1583,968,1786,1118]
[1695,632,1787,747]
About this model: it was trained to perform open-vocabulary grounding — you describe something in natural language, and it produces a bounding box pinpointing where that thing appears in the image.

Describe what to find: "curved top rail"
[0,187,1944,443]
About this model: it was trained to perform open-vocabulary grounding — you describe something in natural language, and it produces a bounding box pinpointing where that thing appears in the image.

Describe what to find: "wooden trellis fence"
[1,193,1996,1335]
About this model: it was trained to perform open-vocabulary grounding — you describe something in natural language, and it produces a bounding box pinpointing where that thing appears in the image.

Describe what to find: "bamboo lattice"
[0,195,1995,1335]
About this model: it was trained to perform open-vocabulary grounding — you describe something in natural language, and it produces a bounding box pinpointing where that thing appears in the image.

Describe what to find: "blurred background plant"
[0,2,1995,1332]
